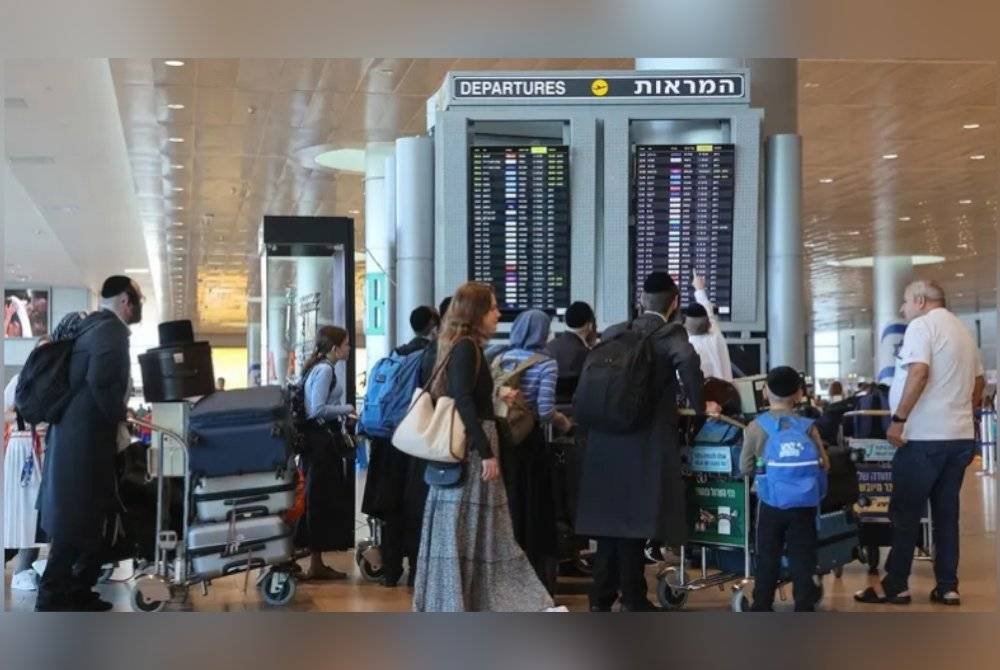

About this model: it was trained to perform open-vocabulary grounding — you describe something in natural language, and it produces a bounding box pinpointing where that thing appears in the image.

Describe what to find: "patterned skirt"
[412,421,554,612]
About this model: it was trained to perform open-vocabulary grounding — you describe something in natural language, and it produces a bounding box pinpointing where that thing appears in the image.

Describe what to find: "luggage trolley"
[125,418,302,612]
[840,410,934,566]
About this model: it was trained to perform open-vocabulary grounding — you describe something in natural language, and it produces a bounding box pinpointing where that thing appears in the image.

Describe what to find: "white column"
[384,154,397,349]
[395,136,435,341]
[873,255,913,384]
[766,134,806,370]
[363,142,395,368]
[1,57,6,613]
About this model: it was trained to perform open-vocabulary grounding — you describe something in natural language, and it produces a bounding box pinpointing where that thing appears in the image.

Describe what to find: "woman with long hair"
[412,282,557,611]
[295,325,355,580]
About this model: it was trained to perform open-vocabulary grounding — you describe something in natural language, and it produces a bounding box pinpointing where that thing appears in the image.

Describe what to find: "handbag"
[391,338,479,464]
[423,461,465,488]
[491,353,544,446]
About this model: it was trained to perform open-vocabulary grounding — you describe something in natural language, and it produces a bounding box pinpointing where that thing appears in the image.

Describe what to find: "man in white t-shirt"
[855,280,985,608]
[683,272,733,381]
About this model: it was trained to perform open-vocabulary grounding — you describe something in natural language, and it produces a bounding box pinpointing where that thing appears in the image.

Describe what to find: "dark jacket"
[396,336,432,357]
[38,310,131,548]
[545,331,591,403]
[575,313,705,544]
[440,338,494,458]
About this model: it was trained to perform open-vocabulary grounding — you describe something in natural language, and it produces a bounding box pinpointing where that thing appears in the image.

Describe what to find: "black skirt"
[294,424,355,552]
[500,425,557,565]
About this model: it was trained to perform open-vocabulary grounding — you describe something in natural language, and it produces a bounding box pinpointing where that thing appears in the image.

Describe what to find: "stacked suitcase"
[185,386,297,580]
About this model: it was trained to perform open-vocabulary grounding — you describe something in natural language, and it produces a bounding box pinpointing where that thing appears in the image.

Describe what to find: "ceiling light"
[827,255,946,268]
[803,82,820,88]
[348,209,361,215]
[846,230,861,236]
[819,178,834,184]
[174,205,184,211]
[164,60,185,67]
[168,138,185,145]
[166,103,186,110]
[172,186,184,192]
[898,216,911,222]
[171,164,184,170]
[957,293,964,297]
[963,123,980,129]
[124,268,150,274]
[959,199,973,205]
[970,154,986,160]
[956,272,965,277]
[881,153,898,160]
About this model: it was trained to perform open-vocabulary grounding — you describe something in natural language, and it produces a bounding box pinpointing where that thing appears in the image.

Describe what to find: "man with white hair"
[855,279,985,607]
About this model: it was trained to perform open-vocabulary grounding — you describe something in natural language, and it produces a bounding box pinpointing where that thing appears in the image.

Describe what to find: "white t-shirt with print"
[889,307,983,441]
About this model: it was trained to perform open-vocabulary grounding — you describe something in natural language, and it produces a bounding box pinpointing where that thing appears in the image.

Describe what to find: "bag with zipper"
[490,352,545,446]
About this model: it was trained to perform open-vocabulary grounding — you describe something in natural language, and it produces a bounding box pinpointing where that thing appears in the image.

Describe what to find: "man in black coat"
[575,272,705,612]
[35,276,142,611]
[545,301,598,404]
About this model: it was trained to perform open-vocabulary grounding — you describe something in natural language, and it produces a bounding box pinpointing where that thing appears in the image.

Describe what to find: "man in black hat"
[546,301,598,404]
[575,272,706,611]
[36,275,142,611]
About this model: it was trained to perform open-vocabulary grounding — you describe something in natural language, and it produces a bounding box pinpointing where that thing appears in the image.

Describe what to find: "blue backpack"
[358,349,425,439]
[755,413,827,510]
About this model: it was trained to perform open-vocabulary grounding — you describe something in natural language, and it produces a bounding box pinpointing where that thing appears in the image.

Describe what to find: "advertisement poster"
[855,463,893,518]
[687,479,747,547]
[3,288,50,338]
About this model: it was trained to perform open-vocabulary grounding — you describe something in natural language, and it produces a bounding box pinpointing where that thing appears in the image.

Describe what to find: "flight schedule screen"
[633,143,735,318]
[469,145,571,317]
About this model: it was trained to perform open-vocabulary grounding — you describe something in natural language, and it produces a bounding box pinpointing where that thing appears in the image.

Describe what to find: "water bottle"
[755,457,765,477]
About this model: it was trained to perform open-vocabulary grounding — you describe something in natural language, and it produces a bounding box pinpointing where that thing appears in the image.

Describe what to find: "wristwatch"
[891,414,907,424]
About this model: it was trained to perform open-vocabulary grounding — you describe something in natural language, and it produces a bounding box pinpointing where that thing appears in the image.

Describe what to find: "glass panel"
[813,330,839,347]
[813,346,840,364]
[814,362,841,380]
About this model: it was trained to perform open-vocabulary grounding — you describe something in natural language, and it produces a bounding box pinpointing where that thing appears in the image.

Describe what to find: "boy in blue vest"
[739,366,830,611]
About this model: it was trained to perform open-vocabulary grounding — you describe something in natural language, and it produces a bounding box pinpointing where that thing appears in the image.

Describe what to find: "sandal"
[930,588,961,606]
[853,587,886,604]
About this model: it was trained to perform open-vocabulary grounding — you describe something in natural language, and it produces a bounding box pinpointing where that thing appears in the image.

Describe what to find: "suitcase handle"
[227,505,270,519]
[223,556,266,575]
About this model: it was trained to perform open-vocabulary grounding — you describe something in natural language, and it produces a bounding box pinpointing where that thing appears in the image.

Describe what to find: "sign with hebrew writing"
[451,74,746,102]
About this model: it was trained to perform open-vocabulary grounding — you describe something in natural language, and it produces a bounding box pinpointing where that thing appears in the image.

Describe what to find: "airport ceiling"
[6,59,998,334]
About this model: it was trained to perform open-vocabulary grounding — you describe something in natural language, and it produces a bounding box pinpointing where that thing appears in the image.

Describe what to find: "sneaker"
[544,605,569,612]
[11,569,40,591]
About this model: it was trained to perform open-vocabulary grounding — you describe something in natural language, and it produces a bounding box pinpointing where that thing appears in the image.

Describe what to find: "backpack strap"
[756,412,779,437]
[497,353,545,387]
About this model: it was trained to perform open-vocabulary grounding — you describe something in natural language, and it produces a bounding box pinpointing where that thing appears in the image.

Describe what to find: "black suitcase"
[821,445,861,512]
[188,386,292,478]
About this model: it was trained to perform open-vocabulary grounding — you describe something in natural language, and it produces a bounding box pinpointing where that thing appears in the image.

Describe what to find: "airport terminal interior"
[2,58,998,612]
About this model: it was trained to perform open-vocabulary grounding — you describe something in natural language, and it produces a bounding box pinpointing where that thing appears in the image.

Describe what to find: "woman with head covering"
[487,309,570,593]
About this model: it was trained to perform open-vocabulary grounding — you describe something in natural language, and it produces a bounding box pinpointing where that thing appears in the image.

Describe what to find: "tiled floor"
[6,459,996,613]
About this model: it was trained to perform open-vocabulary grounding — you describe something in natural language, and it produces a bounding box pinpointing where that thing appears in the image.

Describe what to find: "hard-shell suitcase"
[188,386,292,477]
[193,470,296,522]
[187,515,293,579]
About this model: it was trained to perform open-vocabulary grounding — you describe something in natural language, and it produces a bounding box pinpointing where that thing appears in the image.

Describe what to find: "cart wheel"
[260,570,296,607]
[131,585,165,613]
[356,542,383,582]
[656,576,689,611]
[731,587,751,613]
[833,566,844,579]
[643,542,662,564]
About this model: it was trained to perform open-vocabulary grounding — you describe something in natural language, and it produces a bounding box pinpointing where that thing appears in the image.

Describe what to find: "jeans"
[883,440,975,595]
[752,503,819,611]
[590,537,647,609]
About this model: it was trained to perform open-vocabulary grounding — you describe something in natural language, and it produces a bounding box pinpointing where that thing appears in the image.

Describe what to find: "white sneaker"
[32,558,47,576]
[11,569,40,591]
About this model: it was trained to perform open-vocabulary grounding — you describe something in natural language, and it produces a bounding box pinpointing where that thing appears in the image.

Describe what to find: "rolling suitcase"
[187,515,293,579]
[193,470,296,522]
[188,386,293,477]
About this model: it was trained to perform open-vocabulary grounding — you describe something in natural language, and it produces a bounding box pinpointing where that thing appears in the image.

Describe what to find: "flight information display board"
[633,143,735,318]
[469,145,571,317]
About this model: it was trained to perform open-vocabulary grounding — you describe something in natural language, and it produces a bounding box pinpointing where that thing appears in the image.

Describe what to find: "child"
[739,366,830,612]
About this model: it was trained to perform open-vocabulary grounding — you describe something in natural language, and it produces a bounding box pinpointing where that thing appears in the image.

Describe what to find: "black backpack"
[14,338,76,425]
[573,319,670,433]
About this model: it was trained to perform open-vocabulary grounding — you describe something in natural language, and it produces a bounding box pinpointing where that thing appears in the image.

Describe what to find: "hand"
[553,412,573,434]
[692,272,706,293]
[887,421,906,449]
[481,457,500,482]
[498,386,522,408]
[705,401,722,415]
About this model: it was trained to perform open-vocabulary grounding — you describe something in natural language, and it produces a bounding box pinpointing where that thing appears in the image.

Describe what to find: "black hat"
[565,301,595,329]
[643,271,677,294]
[766,366,803,399]
[409,306,440,335]
[101,275,134,299]
[684,303,708,319]
[438,296,452,319]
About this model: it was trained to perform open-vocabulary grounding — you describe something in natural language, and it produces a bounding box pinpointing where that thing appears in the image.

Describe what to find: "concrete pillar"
[363,142,395,369]
[384,154,397,349]
[873,256,913,384]
[1,58,6,613]
[766,134,806,370]
[395,136,435,342]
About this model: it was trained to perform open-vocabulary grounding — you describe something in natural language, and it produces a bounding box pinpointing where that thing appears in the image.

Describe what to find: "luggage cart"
[841,410,934,565]
[355,516,385,582]
[125,418,303,612]
[656,412,858,612]
[975,406,997,477]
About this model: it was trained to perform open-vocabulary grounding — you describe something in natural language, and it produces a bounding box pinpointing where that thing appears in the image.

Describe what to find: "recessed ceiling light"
[882,153,898,160]
[956,272,966,277]
[348,209,361,215]
[959,199,973,205]
[898,216,911,222]
[174,205,184,210]
[164,60,185,67]
[124,268,150,274]
[963,123,980,130]
[172,164,184,170]
[827,255,945,268]
[168,137,185,143]
[172,186,184,192]
[846,230,861,236]
[957,243,969,249]
[970,154,986,160]
[957,293,964,297]
[167,103,185,110]
[819,178,834,184]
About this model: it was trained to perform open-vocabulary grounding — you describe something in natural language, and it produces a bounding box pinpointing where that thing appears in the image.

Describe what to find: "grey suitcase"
[193,470,296,522]
[187,515,293,579]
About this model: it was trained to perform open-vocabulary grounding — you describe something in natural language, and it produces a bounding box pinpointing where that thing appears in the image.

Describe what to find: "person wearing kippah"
[545,301,598,404]
[35,275,142,612]
[683,271,734,381]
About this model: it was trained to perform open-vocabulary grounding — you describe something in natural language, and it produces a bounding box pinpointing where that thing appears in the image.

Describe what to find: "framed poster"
[3,288,51,338]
